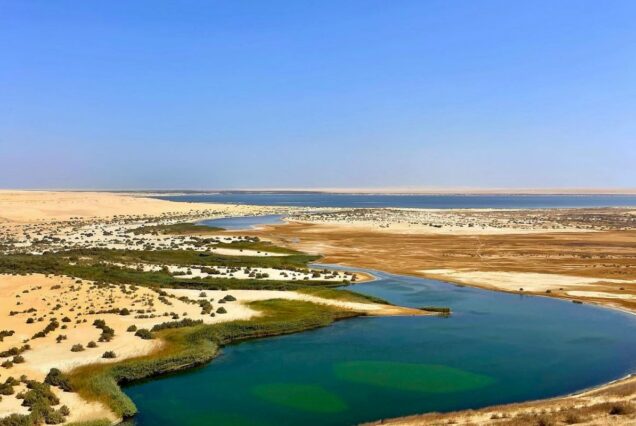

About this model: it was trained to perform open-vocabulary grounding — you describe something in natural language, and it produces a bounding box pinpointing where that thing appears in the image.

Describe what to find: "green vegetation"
[44,368,73,392]
[130,222,224,235]
[296,287,388,305]
[420,306,451,315]
[67,300,361,419]
[0,379,71,425]
[151,318,203,331]
[0,249,386,296]
[134,329,153,340]
[214,239,301,255]
[65,420,112,426]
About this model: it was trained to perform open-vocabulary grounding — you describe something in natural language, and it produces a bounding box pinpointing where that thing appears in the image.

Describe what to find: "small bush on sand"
[134,329,153,340]
[609,402,634,415]
[70,344,84,352]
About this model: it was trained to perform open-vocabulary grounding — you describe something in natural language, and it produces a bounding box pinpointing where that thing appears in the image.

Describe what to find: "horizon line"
[3,187,636,195]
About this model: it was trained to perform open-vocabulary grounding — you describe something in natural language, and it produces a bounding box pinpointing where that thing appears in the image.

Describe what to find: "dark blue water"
[125,270,636,426]
[157,193,636,209]
[198,215,284,230]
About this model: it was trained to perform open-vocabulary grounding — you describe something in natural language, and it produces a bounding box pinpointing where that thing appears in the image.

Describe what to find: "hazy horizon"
[2,1,635,189]
[3,187,636,195]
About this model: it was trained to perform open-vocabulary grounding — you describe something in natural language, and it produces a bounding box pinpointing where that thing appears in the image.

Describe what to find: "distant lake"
[197,215,284,230]
[157,193,636,209]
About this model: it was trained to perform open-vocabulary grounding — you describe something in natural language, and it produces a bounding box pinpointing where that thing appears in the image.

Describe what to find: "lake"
[124,269,636,425]
[157,192,636,209]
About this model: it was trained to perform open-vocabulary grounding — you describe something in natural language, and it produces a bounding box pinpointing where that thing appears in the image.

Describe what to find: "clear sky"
[1,1,635,190]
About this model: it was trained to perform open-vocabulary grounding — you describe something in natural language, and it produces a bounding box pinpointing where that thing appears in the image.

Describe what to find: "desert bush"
[609,402,634,415]
[134,329,153,340]
[44,368,73,392]
[71,344,85,352]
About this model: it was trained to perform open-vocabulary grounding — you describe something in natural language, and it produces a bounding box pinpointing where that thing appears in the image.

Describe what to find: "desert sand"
[257,222,636,313]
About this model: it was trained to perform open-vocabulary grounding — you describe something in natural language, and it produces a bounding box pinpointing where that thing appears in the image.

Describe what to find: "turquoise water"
[124,270,636,425]
[157,193,636,209]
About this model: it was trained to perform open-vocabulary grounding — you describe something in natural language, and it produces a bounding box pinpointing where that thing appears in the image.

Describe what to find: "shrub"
[216,307,227,314]
[127,325,137,332]
[609,402,634,415]
[151,318,203,332]
[536,416,556,426]
[70,344,85,352]
[134,329,153,340]
[87,341,97,348]
[0,383,14,395]
[44,368,73,392]
[21,380,59,408]
[102,351,117,359]
[44,410,65,424]
[563,412,584,424]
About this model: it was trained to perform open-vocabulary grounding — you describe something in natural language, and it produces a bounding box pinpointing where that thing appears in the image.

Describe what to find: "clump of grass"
[130,223,224,235]
[420,306,451,315]
[609,402,634,415]
[296,287,388,304]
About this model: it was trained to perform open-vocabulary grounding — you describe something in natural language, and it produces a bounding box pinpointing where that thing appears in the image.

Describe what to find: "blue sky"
[1,1,635,189]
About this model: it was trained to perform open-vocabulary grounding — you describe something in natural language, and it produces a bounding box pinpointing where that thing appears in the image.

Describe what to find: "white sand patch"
[567,291,636,300]
[420,269,636,292]
[109,262,353,282]
[209,247,288,257]
[165,289,404,315]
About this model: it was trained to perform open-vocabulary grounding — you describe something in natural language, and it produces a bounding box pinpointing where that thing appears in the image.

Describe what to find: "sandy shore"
[257,222,636,313]
[362,374,636,425]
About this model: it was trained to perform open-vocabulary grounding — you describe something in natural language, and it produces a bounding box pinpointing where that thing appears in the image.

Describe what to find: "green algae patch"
[251,383,347,413]
[334,361,494,393]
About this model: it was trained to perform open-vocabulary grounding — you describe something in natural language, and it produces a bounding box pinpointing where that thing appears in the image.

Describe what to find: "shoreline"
[255,221,636,425]
[1,191,635,425]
